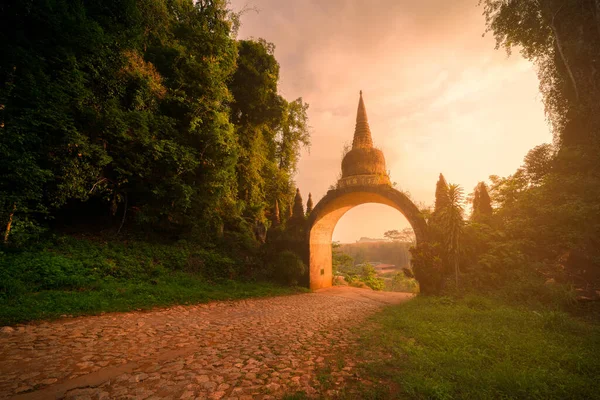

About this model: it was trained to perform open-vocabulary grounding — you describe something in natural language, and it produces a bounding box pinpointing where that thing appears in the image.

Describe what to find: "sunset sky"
[231,0,552,243]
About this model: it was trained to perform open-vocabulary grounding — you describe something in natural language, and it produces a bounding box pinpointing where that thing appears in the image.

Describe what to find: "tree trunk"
[549,4,580,103]
[454,257,459,289]
[116,194,128,235]
[4,203,16,243]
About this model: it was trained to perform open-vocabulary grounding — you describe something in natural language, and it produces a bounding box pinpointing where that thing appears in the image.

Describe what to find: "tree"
[305,193,313,216]
[0,0,240,241]
[522,143,555,186]
[480,1,600,289]
[0,2,311,246]
[290,188,305,222]
[433,173,449,216]
[410,242,444,294]
[471,182,493,223]
[228,39,310,226]
[439,184,465,288]
[480,0,600,148]
[384,228,416,244]
[332,241,354,278]
[228,39,284,222]
[270,199,280,227]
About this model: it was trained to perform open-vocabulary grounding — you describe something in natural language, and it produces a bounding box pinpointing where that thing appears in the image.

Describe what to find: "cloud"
[230,0,552,242]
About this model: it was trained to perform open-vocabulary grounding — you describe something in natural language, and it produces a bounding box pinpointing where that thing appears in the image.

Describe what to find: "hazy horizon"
[231,0,552,242]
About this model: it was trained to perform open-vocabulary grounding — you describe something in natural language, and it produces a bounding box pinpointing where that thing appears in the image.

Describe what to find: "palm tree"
[439,184,465,288]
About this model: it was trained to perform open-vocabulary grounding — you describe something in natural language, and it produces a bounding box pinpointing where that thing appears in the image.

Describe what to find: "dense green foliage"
[335,262,385,291]
[305,193,313,216]
[411,175,465,294]
[228,39,309,229]
[382,270,419,293]
[346,296,600,400]
[0,236,305,325]
[0,1,312,320]
[471,182,492,223]
[261,201,309,287]
[475,0,600,295]
[333,241,418,291]
[269,250,306,286]
[410,242,444,294]
[406,0,600,299]
[0,0,309,244]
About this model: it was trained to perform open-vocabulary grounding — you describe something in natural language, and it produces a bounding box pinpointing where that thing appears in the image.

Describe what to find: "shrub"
[188,249,237,280]
[0,251,95,294]
[271,250,306,286]
[410,242,444,294]
[386,272,419,293]
[360,264,385,291]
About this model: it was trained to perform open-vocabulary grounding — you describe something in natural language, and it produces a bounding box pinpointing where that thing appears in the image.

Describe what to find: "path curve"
[0,287,412,399]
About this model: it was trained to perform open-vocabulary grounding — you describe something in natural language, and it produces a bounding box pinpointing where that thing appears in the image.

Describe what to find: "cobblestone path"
[0,287,412,400]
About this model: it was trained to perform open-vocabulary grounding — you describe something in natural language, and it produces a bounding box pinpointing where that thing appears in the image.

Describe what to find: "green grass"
[0,276,304,325]
[346,295,600,400]
[0,236,307,325]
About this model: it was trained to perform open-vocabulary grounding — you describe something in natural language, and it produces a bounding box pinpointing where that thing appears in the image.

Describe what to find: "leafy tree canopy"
[0,0,310,246]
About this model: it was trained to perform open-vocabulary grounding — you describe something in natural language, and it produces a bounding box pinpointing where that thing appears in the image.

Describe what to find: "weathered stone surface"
[307,92,428,290]
[0,326,14,334]
[308,185,428,289]
[0,287,411,399]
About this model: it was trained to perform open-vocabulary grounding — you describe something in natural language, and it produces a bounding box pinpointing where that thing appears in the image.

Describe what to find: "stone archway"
[307,185,427,290]
[305,91,428,290]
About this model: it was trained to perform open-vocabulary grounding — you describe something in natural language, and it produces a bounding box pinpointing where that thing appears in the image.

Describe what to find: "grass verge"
[0,236,307,325]
[343,295,600,400]
[0,277,305,326]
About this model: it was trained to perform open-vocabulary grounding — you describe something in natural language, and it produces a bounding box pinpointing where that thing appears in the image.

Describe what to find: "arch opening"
[332,203,414,244]
[307,185,428,290]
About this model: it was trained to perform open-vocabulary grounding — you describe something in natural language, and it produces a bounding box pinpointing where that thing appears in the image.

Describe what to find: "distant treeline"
[338,241,412,268]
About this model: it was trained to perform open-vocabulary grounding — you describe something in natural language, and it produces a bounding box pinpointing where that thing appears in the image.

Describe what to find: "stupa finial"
[352,91,373,149]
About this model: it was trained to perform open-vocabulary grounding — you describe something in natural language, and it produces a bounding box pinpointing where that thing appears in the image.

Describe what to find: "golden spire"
[352,90,374,149]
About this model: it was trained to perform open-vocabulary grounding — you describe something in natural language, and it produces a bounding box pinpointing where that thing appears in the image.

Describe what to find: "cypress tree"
[430,173,450,277]
[291,188,305,220]
[479,183,492,216]
[306,193,313,216]
[433,173,449,216]
[471,184,481,221]
[472,182,493,222]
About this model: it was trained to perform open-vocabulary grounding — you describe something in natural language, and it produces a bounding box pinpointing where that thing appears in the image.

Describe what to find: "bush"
[410,242,444,294]
[386,272,420,293]
[0,251,95,297]
[0,235,256,301]
[271,250,306,286]
[341,263,385,291]
[187,249,237,280]
[360,264,385,291]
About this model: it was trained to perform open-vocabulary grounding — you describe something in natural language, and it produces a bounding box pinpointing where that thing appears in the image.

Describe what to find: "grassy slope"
[342,295,600,400]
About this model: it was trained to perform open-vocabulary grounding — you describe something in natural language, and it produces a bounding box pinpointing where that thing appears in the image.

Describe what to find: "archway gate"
[305,92,428,290]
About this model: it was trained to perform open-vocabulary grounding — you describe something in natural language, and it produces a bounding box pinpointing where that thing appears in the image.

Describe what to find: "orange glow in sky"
[232,0,552,243]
